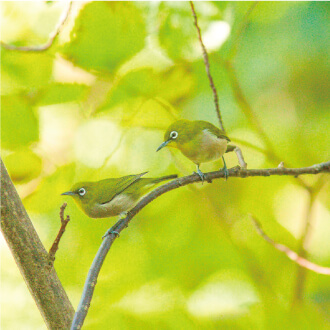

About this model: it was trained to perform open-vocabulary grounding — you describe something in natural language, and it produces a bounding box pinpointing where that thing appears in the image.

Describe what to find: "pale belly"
[88,194,136,218]
[181,130,228,165]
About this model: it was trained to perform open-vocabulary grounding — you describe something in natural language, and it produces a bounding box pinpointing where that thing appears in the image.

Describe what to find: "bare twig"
[1,2,72,52]
[189,1,225,132]
[250,215,330,275]
[225,144,247,168]
[292,176,329,305]
[234,146,247,169]
[291,193,315,303]
[71,161,330,329]
[48,203,71,265]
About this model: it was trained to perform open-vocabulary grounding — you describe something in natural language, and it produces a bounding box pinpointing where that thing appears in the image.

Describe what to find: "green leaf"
[1,95,39,149]
[98,66,195,113]
[1,47,53,94]
[158,3,197,61]
[61,2,146,73]
[4,148,42,184]
[24,164,75,213]
[158,2,222,61]
[36,83,88,106]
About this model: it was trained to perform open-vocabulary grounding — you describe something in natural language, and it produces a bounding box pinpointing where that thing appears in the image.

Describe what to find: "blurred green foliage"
[62,2,146,73]
[1,94,39,148]
[1,2,329,329]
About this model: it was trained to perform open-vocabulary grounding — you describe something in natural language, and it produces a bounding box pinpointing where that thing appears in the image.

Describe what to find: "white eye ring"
[170,131,178,139]
[78,188,86,196]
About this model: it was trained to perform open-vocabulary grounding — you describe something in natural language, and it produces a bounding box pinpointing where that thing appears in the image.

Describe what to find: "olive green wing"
[97,172,148,205]
[196,121,230,142]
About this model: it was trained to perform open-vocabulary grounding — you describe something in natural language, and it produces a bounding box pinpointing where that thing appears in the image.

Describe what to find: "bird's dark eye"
[170,131,178,139]
[78,188,86,196]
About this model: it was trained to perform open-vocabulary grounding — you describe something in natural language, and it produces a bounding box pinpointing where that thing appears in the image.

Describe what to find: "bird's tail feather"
[152,174,178,183]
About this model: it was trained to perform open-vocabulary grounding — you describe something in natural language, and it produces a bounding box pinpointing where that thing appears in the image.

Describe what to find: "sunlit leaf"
[36,83,89,106]
[61,2,146,73]
[1,47,53,94]
[158,3,198,61]
[23,164,75,213]
[4,148,42,183]
[158,2,223,61]
[98,66,195,113]
[1,95,39,149]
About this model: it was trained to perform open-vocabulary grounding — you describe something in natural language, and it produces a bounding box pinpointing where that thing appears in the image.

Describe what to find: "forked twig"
[48,203,70,265]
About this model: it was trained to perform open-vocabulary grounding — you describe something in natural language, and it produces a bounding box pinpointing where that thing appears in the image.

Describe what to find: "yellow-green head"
[156,120,195,151]
[157,119,231,180]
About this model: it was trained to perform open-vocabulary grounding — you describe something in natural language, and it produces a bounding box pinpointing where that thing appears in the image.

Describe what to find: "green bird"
[61,172,177,219]
[157,119,231,181]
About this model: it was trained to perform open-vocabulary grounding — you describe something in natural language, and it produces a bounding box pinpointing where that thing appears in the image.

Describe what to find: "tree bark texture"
[1,158,74,329]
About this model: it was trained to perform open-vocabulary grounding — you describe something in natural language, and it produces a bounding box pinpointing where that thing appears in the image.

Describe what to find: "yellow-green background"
[1,2,329,329]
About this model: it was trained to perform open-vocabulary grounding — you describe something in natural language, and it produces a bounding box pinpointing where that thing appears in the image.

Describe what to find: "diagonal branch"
[1,158,74,328]
[1,2,72,52]
[189,1,225,132]
[291,176,329,305]
[71,160,330,329]
[250,215,330,275]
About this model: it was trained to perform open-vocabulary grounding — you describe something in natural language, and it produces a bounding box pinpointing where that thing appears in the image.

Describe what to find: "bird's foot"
[222,166,229,181]
[119,211,128,219]
[102,230,120,239]
[221,156,229,181]
[194,168,207,184]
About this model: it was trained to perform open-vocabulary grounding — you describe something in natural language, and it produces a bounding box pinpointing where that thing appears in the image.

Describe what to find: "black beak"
[61,191,76,196]
[156,140,171,152]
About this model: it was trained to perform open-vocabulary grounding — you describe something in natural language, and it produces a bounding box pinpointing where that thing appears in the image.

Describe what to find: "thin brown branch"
[291,175,330,304]
[234,146,248,169]
[1,2,72,52]
[189,1,225,132]
[71,160,330,329]
[225,144,248,169]
[48,203,71,265]
[292,189,318,305]
[250,215,330,275]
